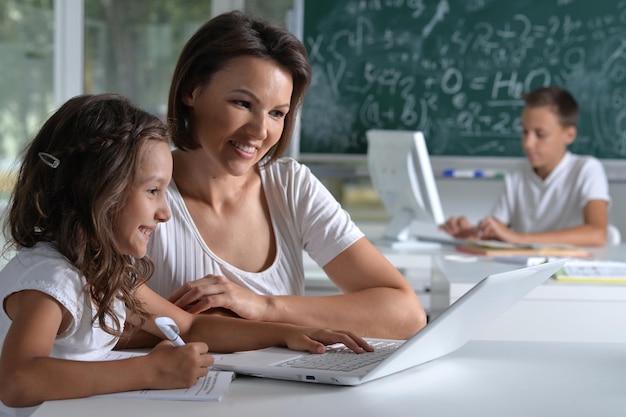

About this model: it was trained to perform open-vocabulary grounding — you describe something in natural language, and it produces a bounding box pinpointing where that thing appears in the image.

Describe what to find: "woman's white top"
[147,157,364,298]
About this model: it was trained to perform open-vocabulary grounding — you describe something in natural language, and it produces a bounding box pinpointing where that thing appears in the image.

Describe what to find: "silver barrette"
[38,152,60,169]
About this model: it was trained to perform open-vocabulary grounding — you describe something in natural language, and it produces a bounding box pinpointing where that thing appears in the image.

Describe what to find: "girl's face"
[183,55,293,177]
[115,141,172,258]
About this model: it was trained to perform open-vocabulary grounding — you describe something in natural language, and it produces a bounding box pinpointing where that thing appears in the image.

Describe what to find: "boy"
[440,86,610,247]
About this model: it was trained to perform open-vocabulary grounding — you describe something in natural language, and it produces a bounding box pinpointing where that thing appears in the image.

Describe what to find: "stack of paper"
[554,259,626,283]
[455,240,592,258]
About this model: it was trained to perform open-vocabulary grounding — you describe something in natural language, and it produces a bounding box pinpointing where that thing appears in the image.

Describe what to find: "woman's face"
[183,56,293,176]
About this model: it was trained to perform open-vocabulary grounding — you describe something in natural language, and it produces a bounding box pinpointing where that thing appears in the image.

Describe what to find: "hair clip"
[38,152,60,169]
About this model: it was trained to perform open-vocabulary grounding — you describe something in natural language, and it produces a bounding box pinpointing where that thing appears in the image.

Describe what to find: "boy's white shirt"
[491,152,610,233]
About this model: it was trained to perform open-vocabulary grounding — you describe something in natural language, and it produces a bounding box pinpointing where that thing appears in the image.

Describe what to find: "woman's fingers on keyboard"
[327,330,374,353]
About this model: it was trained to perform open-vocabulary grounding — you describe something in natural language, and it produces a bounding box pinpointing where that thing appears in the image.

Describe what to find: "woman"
[147,11,426,339]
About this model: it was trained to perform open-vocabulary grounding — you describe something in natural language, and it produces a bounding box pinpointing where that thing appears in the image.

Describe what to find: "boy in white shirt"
[440,86,610,247]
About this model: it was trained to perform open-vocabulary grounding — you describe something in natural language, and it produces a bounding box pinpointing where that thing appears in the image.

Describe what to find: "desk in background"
[305,224,626,343]
[31,340,626,417]
[432,246,626,343]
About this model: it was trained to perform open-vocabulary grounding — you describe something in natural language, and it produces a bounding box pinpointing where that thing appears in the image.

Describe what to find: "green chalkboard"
[299,0,626,158]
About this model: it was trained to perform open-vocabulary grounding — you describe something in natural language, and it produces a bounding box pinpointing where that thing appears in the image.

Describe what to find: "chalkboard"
[299,0,626,159]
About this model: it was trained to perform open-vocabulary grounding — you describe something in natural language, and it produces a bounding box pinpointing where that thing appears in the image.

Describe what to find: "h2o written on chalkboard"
[299,0,626,159]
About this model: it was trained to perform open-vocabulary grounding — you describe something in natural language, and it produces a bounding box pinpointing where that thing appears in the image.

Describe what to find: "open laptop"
[212,260,566,385]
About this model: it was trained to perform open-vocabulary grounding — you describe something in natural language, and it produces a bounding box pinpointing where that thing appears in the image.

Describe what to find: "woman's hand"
[281,327,375,354]
[168,275,268,320]
[144,341,213,389]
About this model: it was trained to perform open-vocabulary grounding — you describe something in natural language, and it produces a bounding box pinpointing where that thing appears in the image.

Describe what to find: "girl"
[0,94,371,416]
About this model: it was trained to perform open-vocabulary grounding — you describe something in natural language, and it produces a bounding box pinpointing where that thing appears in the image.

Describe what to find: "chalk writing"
[300,0,626,158]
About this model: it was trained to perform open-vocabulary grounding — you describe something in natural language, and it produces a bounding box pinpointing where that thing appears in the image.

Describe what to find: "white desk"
[27,235,626,416]
[31,340,626,417]
[433,244,626,343]
[305,240,626,343]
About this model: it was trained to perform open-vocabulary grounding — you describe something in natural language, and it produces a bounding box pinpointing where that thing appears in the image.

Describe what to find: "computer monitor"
[366,129,446,249]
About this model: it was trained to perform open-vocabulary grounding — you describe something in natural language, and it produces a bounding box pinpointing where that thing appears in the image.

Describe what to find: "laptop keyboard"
[276,340,403,372]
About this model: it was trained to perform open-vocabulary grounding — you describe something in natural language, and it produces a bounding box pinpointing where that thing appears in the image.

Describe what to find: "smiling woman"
[144,10,427,340]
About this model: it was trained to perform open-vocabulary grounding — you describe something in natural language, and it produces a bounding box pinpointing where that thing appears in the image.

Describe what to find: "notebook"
[455,240,591,258]
[212,260,566,386]
[554,259,626,283]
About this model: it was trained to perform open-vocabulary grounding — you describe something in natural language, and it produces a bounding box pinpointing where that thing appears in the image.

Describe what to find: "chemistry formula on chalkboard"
[300,0,626,159]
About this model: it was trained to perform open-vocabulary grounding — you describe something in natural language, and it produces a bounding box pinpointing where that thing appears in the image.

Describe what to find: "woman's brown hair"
[167,10,312,163]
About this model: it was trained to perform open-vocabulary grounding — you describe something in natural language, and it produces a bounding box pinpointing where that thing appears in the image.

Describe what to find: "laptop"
[212,260,566,386]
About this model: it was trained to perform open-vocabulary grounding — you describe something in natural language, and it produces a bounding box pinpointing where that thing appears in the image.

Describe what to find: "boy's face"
[520,105,576,178]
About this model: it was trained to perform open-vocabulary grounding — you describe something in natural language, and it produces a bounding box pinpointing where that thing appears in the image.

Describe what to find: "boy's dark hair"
[167,10,312,163]
[5,93,169,335]
[521,86,579,127]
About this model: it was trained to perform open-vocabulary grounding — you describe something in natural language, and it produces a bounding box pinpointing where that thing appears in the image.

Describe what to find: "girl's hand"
[168,275,267,320]
[282,327,375,354]
[145,341,213,389]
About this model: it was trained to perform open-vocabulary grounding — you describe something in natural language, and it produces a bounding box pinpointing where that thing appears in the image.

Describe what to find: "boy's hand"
[439,216,479,239]
[476,216,516,242]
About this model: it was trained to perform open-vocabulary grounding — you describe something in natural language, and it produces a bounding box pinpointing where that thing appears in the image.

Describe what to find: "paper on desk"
[554,259,626,283]
[455,239,591,258]
[492,255,552,266]
[470,240,576,250]
[93,350,234,401]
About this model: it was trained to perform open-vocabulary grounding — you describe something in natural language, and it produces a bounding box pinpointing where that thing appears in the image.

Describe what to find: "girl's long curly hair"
[4,93,169,335]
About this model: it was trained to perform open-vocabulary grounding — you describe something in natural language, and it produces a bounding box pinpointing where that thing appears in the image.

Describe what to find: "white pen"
[155,316,186,346]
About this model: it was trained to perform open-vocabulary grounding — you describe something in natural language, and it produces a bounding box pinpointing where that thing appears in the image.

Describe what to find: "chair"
[607,224,621,245]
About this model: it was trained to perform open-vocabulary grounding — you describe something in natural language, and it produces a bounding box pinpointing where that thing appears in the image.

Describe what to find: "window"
[0,0,54,172]
[2,0,295,158]
[83,0,294,117]
[84,0,215,117]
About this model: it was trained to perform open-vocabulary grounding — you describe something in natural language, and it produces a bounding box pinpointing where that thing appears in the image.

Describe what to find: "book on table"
[455,240,592,258]
[554,259,626,283]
